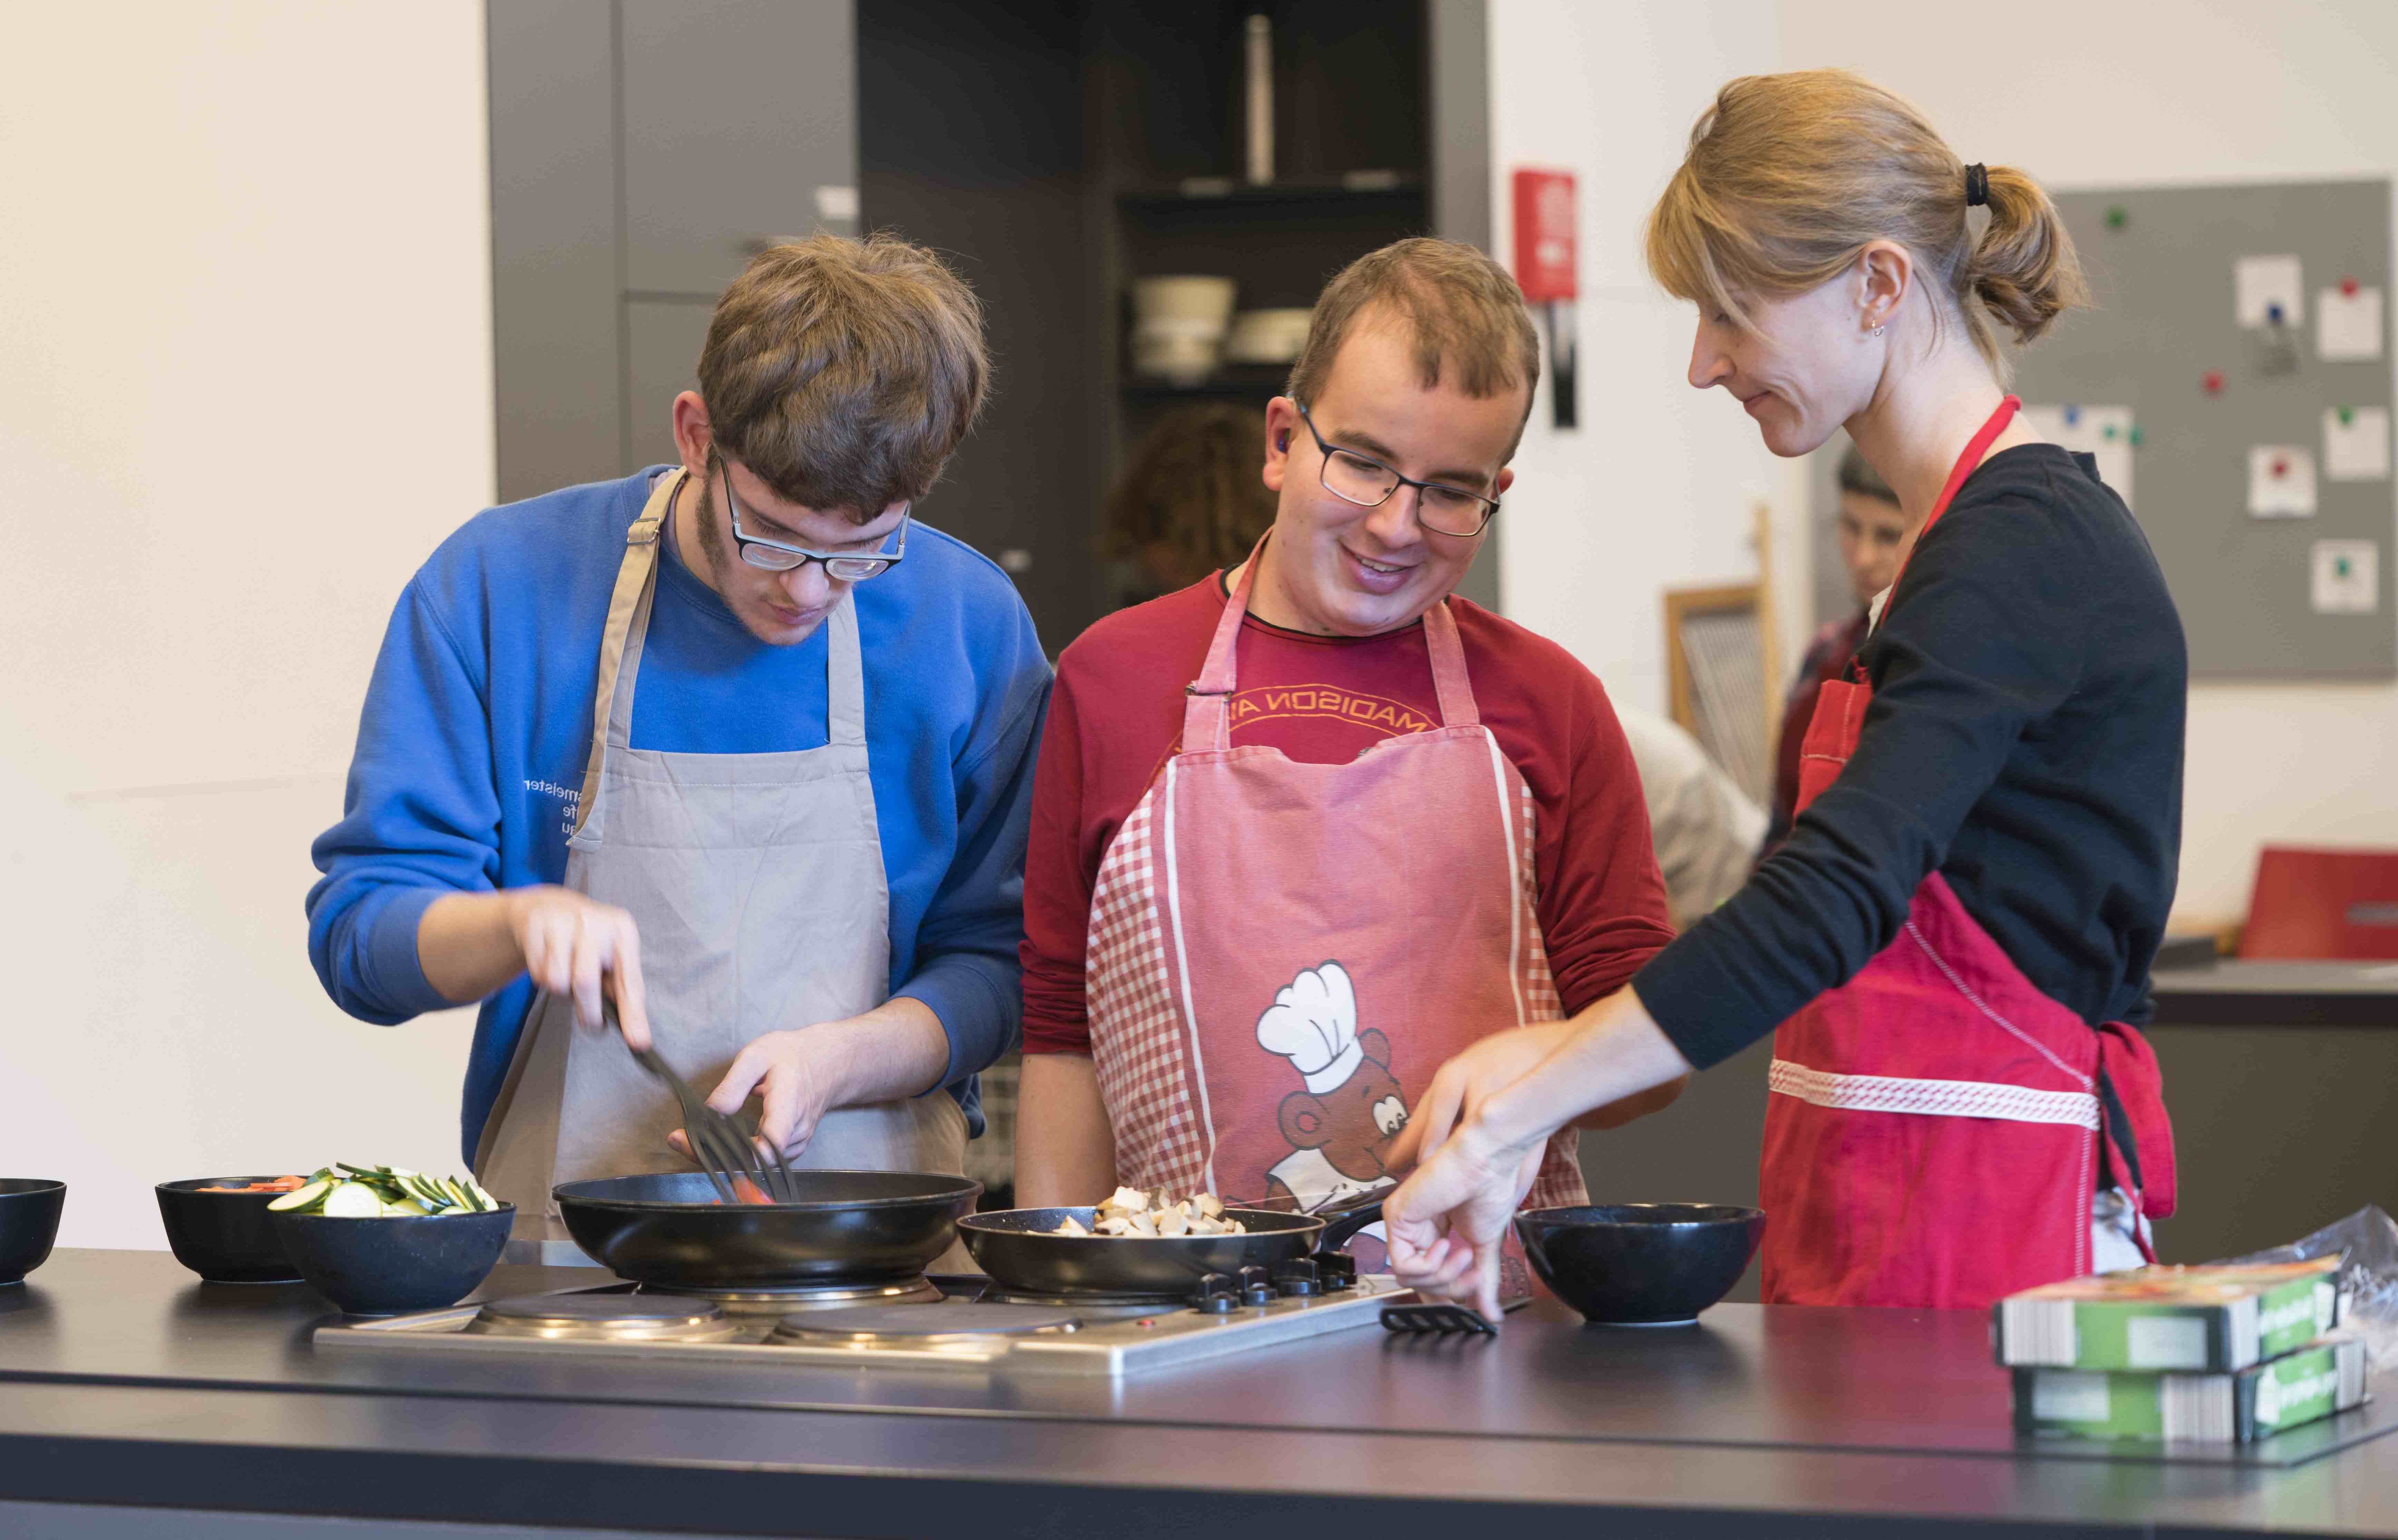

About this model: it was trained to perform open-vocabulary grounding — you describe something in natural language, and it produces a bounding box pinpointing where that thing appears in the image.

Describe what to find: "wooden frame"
[1663,505,1785,804]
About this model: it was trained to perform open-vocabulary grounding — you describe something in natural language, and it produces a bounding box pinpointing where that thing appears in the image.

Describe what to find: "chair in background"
[1663,504,1783,808]
[2239,845,2398,960]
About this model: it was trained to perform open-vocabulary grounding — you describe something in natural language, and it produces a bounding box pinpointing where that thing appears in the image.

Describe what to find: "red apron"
[1761,396,2178,1310]
[1083,545,1587,1274]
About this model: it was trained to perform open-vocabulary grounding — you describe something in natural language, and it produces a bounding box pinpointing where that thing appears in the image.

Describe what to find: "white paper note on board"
[2311,539,2379,613]
[2317,286,2383,360]
[2247,445,2318,517]
[2235,255,2305,328]
[2323,407,2391,480]
[2023,404,2135,513]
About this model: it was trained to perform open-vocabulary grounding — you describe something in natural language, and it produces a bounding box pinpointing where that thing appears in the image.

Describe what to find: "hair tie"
[1964,163,1989,208]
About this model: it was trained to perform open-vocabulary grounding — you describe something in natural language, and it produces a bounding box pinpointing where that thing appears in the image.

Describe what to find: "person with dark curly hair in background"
[1101,403,1282,610]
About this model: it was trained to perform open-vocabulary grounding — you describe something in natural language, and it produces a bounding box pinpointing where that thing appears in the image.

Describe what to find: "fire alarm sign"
[1511,168,1579,429]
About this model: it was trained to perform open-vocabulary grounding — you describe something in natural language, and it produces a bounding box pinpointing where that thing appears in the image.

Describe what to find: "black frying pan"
[553,1170,981,1290]
[958,1198,1383,1297]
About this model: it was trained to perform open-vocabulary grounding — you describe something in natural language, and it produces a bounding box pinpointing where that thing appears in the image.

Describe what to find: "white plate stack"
[1131,275,1238,386]
[1222,307,1314,366]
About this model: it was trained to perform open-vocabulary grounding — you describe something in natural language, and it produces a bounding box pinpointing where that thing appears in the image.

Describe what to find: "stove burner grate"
[464,1292,740,1342]
[767,1302,1083,1345]
[637,1276,944,1314]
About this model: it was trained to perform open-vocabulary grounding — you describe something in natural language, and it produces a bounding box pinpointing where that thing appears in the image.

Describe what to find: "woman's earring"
[1871,323,1886,338]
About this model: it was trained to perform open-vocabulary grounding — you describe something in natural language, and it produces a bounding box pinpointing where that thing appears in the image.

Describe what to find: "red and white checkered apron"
[1084,553,1587,1251]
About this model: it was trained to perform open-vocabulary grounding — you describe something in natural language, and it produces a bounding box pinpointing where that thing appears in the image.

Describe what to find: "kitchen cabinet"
[620,0,858,299]
[623,299,712,470]
[486,0,857,501]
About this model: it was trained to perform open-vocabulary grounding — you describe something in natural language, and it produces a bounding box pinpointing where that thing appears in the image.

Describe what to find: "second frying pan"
[959,1198,1384,1297]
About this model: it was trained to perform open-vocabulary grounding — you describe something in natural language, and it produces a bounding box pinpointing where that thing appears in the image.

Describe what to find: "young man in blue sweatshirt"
[308,236,1050,1253]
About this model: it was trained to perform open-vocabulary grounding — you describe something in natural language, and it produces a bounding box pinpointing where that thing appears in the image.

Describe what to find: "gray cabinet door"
[488,0,621,501]
[623,300,715,472]
[620,0,859,298]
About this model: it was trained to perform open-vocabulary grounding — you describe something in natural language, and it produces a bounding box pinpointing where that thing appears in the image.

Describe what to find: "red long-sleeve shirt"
[1019,575,1674,1054]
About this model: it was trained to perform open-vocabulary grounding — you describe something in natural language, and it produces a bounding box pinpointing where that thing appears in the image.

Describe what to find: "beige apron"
[476,470,967,1265]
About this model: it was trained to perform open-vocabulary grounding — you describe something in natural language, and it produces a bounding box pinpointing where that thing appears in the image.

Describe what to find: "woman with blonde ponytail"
[1387,71,2186,1316]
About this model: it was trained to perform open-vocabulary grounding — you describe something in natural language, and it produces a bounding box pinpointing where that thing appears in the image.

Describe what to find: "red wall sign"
[1511,168,1578,302]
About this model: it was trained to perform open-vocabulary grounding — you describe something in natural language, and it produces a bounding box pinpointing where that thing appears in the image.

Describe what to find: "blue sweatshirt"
[307,469,1052,1164]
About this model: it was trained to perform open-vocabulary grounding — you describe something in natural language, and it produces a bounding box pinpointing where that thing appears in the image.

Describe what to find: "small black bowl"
[1516,1202,1765,1326]
[269,1206,514,1315]
[156,1178,308,1284]
[0,1179,66,1285]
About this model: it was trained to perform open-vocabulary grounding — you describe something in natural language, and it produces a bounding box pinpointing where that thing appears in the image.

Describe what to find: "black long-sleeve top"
[1637,445,2187,1070]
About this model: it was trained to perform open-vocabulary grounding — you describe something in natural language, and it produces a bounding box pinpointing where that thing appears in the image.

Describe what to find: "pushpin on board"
[2100,422,2117,440]
[2203,370,2225,395]
[2273,456,2290,478]
[2128,425,2144,448]
[2064,403,2082,427]
[2342,276,2360,298]
[2105,205,2128,230]
[2267,301,2286,326]
[2340,405,2357,427]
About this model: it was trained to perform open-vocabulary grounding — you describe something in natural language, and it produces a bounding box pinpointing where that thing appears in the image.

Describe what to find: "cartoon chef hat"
[1255,962,1362,1095]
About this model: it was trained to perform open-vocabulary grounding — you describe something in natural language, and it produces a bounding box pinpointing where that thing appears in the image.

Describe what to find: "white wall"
[1491,0,2398,926]
[0,2,496,1248]
[1491,0,1814,720]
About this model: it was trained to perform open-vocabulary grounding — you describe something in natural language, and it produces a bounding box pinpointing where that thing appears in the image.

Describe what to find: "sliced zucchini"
[382,1197,429,1217]
[464,1176,500,1212]
[268,1178,334,1212]
[320,1181,386,1218]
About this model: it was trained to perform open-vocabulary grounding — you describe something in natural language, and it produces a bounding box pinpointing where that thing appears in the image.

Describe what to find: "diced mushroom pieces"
[1055,1191,1245,1237]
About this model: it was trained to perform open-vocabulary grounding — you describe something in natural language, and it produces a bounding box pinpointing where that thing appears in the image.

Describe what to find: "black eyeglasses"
[713,455,909,580]
[1293,401,1501,537]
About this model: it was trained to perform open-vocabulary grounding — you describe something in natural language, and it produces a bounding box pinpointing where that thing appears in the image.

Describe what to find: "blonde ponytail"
[1645,69,2089,381]
[1964,163,2089,351]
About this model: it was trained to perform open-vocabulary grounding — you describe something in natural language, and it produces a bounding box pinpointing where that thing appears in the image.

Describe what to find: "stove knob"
[1278,1276,1319,1297]
[1272,1258,1320,1297]
[1238,1265,1275,1307]
[1315,1252,1357,1289]
[1191,1271,1238,1314]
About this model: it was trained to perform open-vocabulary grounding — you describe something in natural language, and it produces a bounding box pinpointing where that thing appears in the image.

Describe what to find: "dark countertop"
[4,1250,2398,1537]
[2150,961,2398,1026]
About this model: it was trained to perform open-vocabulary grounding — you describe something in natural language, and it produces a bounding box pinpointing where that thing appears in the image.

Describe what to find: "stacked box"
[1996,1258,2341,1372]
[2013,1336,2368,1442]
[1994,1257,2367,1443]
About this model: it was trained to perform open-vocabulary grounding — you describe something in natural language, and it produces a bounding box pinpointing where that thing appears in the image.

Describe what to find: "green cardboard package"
[2014,1337,2368,1442]
[1994,1257,2342,1372]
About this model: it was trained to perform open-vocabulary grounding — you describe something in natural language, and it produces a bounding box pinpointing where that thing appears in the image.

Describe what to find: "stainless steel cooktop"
[314,1273,1411,1378]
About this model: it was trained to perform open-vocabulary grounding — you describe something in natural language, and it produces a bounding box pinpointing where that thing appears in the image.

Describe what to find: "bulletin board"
[2008,179,2396,678]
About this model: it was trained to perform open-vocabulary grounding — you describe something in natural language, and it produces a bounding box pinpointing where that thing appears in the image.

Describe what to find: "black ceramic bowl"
[269,1206,514,1315]
[0,1179,66,1285]
[1516,1203,1766,1326]
[155,1178,307,1284]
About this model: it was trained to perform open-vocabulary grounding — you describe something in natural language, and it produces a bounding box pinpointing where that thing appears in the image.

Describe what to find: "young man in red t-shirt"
[1015,239,1679,1226]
